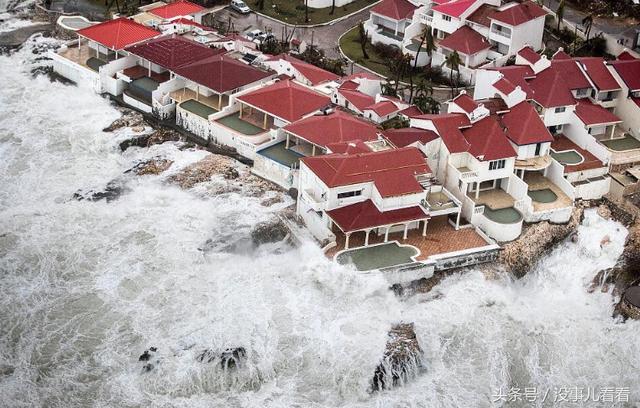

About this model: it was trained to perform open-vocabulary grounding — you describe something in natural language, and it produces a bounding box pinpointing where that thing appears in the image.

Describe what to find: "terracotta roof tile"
[609,58,640,91]
[237,79,331,122]
[438,25,491,55]
[574,100,621,125]
[452,93,479,113]
[126,35,222,71]
[499,101,553,145]
[382,128,439,147]
[302,147,430,197]
[432,0,477,18]
[371,0,418,20]
[490,1,546,26]
[173,54,271,93]
[365,100,399,116]
[149,0,204,19]
[339,88,376,111]
[283,110,379,148]
[267,54,340,85]
[327,200,428,232]
[576,57,621,91]
[461,116,516,160]
[78,17,159,50]
[517,46,541,64]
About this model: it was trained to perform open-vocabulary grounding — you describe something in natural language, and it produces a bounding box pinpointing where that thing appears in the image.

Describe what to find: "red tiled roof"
[339,88,376,112]
[267,54,340,85]
[617,51,638,61]
[301,147,430,197]
[499,102,553,145]
[343,72,381,81]
[365,100,398,116]
[517,46,541,64]
[149,0,204,19]
[438,25,490,55]
[452,92,478,113]
[609,59,640,91]
[461,116,517,160]
[466,4,497,27]
[552,49,571,60]
[238,79,330,122]
[490,1,546,26]
[493,77,517,95]
[417,113,471,153]
[574,100,621,125]
[433,0,477,18]
[126,35,222,71]
[371,0,418,20]
[490,65,535,96]
[327,200,428,233]
[382,128,439,147]
[550,59,591,90]
[173,54,271,93]
[283,110,379,148]
[576,57,621,91]
[528,67,577,108]
[338,80,359,91]
[325,140,372,154]
[399,105,424,117]
[78,17,159,50]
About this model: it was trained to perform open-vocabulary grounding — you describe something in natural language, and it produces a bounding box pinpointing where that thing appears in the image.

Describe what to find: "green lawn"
[249,0,377,25]
[340,25,395,78]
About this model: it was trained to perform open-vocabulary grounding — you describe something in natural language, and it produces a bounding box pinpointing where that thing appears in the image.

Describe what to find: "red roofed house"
[487,1,546,55]
[608,56,640,158]
[113,35,223,114]
[147,0,206,23]
[297,147,461,248]
[365,0,419,49]
[431,25,491,82]
[474,52,621,201]
[282,109,380,156]
[262,54,340,87]
[52,17,159,90]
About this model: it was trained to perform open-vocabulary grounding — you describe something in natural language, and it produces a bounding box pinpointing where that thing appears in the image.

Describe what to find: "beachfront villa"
[364,0,547,83]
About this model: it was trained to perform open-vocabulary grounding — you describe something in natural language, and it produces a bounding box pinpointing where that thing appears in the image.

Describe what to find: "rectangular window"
[489,159,506,171]
[554,107,566,113]
[337,190,362,199]
[535,143,541,156]
[442,15,451,21]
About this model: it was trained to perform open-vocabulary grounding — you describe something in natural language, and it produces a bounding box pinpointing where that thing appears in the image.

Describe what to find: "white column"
[384,226,391,242]
[456,210,461,230]
[395,21,399,35]
[285,133,290,149]
[365,230,370,246]
[403,224,409,240]
[610,124,616,139]
[345,233,350,249]
[422,220,428,236]
[148,60,151,77]
[475,182,480,200]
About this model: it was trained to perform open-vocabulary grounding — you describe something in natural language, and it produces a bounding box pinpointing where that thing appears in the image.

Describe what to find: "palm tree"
[582,14,593,43]
[556,0,565,32]
[330,0,336,15]
[357,21,369,59]
[409,27,435,102]
[442,51,462,98]
[413,80,439,113]
[389,53,413,93]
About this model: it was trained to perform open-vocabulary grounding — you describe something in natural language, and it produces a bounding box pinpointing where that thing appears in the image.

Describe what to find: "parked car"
[246,29,264,41]
[230,0,251,14]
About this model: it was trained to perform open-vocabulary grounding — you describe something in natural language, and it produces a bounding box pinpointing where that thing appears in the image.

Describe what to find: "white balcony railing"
[490,28,511,38]
[302,189,326,212]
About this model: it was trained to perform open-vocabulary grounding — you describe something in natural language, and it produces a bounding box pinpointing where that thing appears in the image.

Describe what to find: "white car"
[231,0,251,14]
[246,29,264,41]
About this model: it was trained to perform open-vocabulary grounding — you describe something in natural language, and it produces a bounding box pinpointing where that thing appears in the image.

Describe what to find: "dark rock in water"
[146,128,181,147]
[0,364,15,378]
[142,363,153,372]
[125,158,173,176]
[614,286,640,320]
[371,323,423,392]
[197,347,246,369]
[288,187,298,200]
[149,347,157,352]
[73,179,127,202]
[0,24,52,51]
[179,142,196,151]
[119,134,151,152]
[250,218,289,246]
[104,110,146,133]
[139,350,151,362]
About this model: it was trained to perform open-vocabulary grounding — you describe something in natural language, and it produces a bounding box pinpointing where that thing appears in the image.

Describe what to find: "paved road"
[214,5,373,61]
[544,0,639,49]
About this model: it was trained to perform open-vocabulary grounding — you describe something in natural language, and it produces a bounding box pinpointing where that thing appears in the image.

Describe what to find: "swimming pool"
[335,242,418,271]
[483,206,523,224]
[550,149,584,165]
[528,188,558,203]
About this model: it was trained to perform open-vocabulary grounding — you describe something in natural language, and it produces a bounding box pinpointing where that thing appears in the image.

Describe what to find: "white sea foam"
[0,19,638,408]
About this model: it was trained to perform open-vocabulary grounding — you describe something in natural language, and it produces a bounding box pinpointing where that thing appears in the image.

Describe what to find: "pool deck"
[524,172,573,212]
[467,189,514,210]
[326,217,490,261]
[58,43,103,70]
[216,112,270,136]
[599,134,640,152]
[551,135,606,174]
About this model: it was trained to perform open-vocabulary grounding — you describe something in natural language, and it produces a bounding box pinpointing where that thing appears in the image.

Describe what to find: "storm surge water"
[0,22,639,408]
